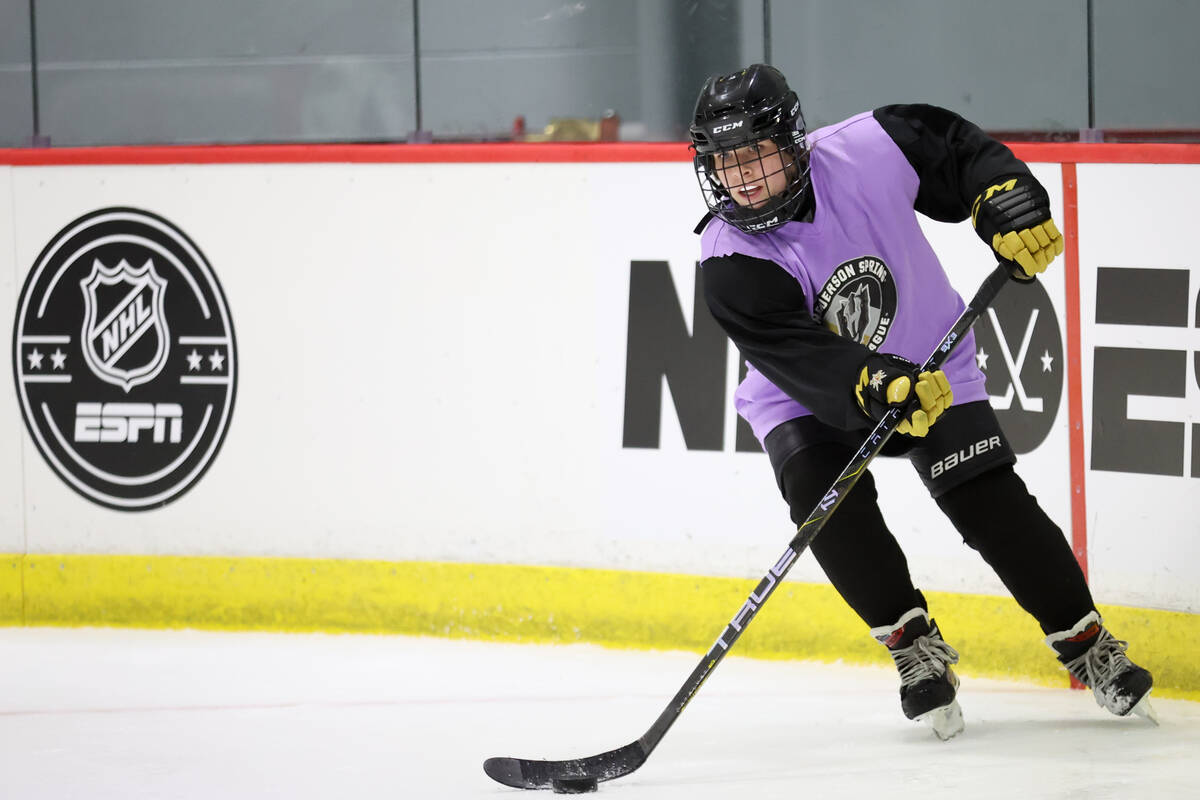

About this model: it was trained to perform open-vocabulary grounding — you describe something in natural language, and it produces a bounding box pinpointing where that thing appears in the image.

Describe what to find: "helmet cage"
[690,92,811,234]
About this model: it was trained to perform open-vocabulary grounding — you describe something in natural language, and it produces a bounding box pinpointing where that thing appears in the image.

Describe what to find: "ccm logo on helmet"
[712,120,744,133]
[930,436,1003,479]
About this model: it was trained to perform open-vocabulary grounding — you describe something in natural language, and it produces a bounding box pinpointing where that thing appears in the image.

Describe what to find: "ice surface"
[0,628,1196,799]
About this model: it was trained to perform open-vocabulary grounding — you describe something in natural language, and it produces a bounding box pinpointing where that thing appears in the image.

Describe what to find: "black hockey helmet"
[689,64,810,234]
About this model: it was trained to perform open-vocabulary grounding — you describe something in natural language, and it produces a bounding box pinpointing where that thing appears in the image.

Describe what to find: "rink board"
[0,143,1197,695]
[7,553,1198,701]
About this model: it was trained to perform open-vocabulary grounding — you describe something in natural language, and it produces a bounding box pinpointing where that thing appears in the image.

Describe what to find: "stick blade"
[482,741,648,790]
[483,757,537,789]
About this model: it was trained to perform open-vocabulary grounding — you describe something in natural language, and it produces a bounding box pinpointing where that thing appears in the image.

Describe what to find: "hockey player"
[689,64,1155,739]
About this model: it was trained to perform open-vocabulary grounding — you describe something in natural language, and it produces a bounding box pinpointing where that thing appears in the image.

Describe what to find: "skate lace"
[1062,628,1131,694]
[892,635,960,688]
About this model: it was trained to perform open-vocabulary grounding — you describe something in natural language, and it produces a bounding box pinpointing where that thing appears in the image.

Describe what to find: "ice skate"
[872,607,964,741]
[1046,611,1157,725]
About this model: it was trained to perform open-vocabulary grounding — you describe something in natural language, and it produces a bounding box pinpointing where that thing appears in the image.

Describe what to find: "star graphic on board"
[186,349,204,371]
[50,349,67,370]
[976,347,989,371]
[26,348,43,370]
[1041,350,1054,373]
[208,350,225,372]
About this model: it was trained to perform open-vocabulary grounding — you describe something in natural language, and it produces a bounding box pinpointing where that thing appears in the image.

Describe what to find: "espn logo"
[1092,267,1199,478]
[74,402,183,444]
[930,435,1003,479]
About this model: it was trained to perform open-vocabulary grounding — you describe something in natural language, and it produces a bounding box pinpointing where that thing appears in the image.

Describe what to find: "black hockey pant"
[773,434,1095,635]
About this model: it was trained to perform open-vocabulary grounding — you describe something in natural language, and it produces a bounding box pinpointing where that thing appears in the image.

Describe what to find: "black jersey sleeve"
[872,104,1033,223]
[701,252,871,431]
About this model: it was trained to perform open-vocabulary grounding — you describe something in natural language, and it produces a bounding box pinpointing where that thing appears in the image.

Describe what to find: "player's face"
[713,138,794,208]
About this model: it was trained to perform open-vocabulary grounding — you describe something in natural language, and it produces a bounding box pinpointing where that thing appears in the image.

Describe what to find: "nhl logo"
[12,207,237,511]
[80,258,170,392]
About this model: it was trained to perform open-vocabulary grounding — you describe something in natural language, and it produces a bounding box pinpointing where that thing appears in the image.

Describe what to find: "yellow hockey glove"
[972,175,1064,281]
[854,354,953,437]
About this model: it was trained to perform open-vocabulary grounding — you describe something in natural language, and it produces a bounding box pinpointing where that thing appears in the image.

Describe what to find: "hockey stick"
[484,261,1014,792]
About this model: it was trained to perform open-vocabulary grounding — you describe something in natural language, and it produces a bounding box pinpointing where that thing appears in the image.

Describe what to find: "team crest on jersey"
[813,256,897,351]
[12,207,237,511]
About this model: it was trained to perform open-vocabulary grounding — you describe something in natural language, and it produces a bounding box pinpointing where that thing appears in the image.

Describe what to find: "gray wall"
[769,0,1089,131]
[35,0,415,146]
[1093,0,1200,130]
[2,0,1199,147]
[418,0,641,139]
[417,0,746,142]
[0,0,33,146]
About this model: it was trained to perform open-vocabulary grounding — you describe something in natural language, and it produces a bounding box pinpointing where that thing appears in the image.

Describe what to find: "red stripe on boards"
[1,140,1199,166]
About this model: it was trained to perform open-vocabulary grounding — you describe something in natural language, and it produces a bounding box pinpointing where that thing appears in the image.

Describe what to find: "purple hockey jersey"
[700,111,988,445]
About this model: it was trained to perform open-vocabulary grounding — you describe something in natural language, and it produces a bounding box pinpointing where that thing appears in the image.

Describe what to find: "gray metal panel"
[35,0,416,145]
[419,0,638,51]
[418,0,640,137]
[421,50,639,138]
[1092,0,1200,129]
[0,72,33,146]
[418,0,753,140]
[0,0,32,146]
[36,0,415,59]
[768,0,1089,132]
[39,58,415,146]
[23,0,1200,146]
[0,0,30,57]
[739,2,766,66]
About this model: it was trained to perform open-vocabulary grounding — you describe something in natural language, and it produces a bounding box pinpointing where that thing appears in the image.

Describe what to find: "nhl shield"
[80,258,170,392]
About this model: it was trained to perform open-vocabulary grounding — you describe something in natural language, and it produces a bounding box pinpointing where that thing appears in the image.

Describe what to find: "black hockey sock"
[935,465,1095,634]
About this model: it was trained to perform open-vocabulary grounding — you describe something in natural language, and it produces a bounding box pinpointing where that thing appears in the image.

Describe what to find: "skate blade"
[916,700,964,741]
[1131,696,1159,726]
